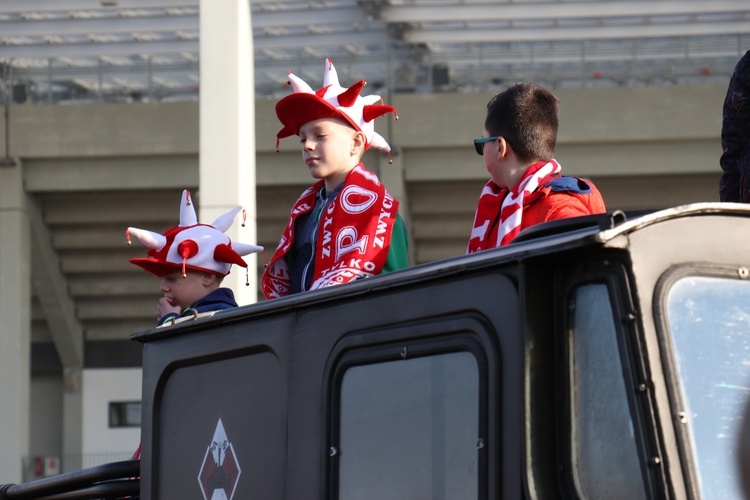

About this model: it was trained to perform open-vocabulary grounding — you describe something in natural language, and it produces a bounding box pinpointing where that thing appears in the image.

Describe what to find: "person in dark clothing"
[127,189,262,326]
[719,50,750,202]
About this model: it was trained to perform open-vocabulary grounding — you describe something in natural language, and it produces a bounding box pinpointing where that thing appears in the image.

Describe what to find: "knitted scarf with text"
[262,164,399,299]
[467,159,562,252]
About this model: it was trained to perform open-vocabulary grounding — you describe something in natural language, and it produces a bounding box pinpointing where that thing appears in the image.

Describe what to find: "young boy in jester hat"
[127,189,263,326]
[262,58,409,299]
[467,82,606,252]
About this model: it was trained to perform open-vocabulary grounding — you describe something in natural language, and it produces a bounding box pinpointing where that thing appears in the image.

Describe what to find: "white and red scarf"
[262,164,399,299]
[467,160,562,252]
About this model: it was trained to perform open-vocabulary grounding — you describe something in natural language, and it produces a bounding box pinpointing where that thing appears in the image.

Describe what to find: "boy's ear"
[351,130,367,156]
[202,273,218,287]
[497,137,511,160]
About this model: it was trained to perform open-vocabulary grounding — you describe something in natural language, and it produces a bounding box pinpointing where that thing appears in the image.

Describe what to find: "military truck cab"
[3,203,749,499]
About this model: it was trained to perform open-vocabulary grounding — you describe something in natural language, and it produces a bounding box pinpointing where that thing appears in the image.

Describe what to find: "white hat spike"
[232,242,265,256]
[287,72,314,94]
[127,227,167,251]
[323,58,340,88]
[369,132,391,153]
[212,206,242,233]
[179,190,198,227]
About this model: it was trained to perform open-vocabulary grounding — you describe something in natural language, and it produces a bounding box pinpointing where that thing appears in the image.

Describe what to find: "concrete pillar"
[199,0,258,305]
[61,369,82,473]
[0,160,30,482]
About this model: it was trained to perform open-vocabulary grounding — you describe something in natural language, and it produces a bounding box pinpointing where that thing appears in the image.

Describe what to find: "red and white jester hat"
[275,58,398,161]
[127,190,263,279]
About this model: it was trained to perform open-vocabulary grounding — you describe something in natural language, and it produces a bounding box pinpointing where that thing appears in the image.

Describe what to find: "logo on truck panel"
[198,417,241,500]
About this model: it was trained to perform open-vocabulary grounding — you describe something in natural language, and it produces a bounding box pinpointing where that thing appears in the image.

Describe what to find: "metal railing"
[3,460,139,500]
[0,33,747,105]
[22,453,136,482]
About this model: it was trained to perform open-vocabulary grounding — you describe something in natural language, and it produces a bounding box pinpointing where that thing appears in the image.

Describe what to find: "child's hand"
[157,296,181,321]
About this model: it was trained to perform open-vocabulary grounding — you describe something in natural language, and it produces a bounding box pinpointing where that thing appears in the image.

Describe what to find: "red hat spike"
[337,80,366,108]
[242,209,247,228]
[363,104,398,123]
[126,228,132,246]
[213,243,248,268]
[185,190,192,206]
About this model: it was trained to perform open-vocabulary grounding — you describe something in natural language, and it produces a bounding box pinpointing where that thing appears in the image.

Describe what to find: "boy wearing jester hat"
[468,82,606,252]
[127,190,263,326]
[262,59,409,299]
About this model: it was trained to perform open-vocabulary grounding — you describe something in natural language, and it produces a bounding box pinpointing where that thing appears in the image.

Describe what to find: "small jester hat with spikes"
[127,190,263,279]
[275,58,398,160]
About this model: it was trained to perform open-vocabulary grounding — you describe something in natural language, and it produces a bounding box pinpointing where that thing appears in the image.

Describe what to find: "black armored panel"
[134,254,525,499]
[132,204,750,500]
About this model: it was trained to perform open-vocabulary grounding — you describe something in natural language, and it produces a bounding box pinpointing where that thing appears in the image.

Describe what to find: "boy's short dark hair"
[485,82,559,163]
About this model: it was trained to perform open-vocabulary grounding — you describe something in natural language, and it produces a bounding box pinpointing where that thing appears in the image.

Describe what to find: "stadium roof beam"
[404,20,750,44]
[254,30,389,50]
[0,40,198,59]
[252,7,366,28]
[0,13,197,37]
[0,0,198,13]
[0,7,364,34]
[381,0,750,23]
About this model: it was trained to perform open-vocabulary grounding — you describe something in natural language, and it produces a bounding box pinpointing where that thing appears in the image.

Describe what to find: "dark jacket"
[158,287,237,326]
[719,50,750,202]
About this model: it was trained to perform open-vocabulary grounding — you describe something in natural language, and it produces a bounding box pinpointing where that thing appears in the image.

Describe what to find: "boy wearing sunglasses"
[468,82,606,252]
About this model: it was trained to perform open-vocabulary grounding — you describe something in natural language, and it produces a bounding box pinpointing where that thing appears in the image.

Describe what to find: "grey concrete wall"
[29,375,63,464]
[8,83,725,192]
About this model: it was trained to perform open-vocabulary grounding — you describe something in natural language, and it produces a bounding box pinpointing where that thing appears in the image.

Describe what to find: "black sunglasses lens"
[474,141,483,155]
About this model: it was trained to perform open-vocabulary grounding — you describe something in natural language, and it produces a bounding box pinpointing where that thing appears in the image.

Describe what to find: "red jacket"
[519,176,606,230]
[468,175,607,252]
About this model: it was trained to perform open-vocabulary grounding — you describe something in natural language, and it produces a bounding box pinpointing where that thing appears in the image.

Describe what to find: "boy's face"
[299,118,364,190]
[160,270,217,310]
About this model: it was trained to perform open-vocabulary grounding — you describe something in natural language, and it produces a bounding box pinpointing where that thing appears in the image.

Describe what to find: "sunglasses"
[474,136,499,155]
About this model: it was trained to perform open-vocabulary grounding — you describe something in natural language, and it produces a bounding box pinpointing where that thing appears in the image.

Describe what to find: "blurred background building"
[0,0,746,483]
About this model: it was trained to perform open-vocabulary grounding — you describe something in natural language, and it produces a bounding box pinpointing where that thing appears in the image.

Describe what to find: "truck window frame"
[325,316,497,500]
[557,261,660,499]
[654,263,750,500]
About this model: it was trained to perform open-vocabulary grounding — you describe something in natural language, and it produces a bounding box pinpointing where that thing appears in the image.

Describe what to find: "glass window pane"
[338,352,479,500]
[666,276,750,499]
[109,401,141,428]
[570,284,646,499]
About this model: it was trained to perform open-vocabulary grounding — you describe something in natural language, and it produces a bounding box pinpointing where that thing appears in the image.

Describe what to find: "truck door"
[138,262,524,500]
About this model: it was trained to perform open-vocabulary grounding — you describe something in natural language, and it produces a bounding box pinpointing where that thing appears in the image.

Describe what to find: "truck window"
[664,275,750,500]
[335,351,480,500]
[568,283,647,499]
